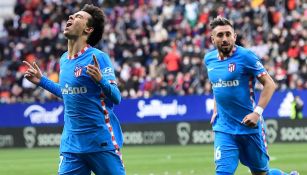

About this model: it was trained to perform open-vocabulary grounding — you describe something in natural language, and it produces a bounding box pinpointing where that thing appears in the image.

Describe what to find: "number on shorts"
[58,155,64,169]
[215,146,221,160]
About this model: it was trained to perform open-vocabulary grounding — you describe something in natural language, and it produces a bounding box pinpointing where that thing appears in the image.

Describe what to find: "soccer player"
[23,4,125,175]
[204,16,299,175]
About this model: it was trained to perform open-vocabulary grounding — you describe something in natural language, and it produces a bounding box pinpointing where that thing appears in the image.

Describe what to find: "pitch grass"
[0,143,306,175]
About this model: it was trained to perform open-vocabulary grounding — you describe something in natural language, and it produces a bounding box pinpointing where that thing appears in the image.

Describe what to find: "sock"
[268,168,288,175]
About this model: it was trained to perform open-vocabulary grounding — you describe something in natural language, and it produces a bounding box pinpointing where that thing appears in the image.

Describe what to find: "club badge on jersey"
[228,63,236,72]
[74,66,82,77]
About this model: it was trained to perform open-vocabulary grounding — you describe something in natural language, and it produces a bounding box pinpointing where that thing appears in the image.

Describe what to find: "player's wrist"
[253,106,264,116]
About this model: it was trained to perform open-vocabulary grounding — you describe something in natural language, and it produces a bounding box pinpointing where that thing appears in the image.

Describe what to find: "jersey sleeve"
[39,76,62,98]
[244,50,267,78]
[95,52,121,104]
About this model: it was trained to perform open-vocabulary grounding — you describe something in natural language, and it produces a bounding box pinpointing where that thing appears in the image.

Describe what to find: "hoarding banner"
[0,90,306,127]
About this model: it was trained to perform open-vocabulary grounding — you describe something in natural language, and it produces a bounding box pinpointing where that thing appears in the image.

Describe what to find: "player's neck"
[67,39,88,58]
[218,51,232,59]
[218,45,237,60]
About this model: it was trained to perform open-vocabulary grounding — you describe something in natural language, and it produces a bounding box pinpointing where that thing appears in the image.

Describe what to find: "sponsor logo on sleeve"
[102,67,114,76]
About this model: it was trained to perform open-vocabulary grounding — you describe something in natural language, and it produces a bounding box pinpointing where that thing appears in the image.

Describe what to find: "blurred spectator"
[0,0,306,103]
[291,95,304,119]
[163,46,181,74]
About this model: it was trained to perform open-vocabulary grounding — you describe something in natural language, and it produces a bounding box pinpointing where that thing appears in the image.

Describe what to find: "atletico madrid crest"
[74,66,82,77]
[228,63,236,72]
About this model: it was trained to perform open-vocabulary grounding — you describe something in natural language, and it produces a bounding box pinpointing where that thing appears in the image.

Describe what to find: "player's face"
[63,11,92,39]
[211,25,237,56]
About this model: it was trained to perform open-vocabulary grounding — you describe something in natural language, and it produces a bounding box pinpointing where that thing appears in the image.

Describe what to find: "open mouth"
[65,22,73,28]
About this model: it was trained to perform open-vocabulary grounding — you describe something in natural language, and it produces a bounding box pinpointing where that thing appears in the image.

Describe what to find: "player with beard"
[204,16,299,175]
[23,4,125,175]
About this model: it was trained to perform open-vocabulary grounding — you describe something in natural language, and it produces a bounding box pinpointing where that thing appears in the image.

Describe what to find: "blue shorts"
[58,149,125,175]
[214,131,269,175]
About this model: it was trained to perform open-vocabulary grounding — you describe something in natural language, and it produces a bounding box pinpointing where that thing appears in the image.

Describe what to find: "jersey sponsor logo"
[211,79,239,88]
[102,67,114,76]
[61,84,87,95]
[228,63,236,72]
[24,105,63,124]
[74,66,82,77]
[137,100,187,119]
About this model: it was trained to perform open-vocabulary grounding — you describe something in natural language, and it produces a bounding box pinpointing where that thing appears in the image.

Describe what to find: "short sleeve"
[245,50,267,78]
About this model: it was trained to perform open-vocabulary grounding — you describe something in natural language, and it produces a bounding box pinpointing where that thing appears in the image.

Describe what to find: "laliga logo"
[137,100,187,119]
[24,105,63,124]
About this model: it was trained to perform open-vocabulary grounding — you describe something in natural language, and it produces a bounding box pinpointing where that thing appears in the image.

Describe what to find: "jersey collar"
[68,44,91,59]
[217,45,237,61]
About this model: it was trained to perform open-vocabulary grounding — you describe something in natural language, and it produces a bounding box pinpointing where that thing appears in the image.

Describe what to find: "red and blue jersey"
[204,45,267,134]
[39,46,123,153]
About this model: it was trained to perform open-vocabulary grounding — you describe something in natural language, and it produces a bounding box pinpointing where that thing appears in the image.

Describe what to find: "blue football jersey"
[39,46,123,153]
[204,46,267,134]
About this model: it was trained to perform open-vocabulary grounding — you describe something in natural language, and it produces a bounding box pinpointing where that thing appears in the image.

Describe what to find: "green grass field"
[0,143,306,175]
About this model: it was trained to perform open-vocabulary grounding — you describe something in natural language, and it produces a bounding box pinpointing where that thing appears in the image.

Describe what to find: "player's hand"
[210,112,217,125]
[241,112,260,127]
[23,61,42,85]
[86,54,102,82]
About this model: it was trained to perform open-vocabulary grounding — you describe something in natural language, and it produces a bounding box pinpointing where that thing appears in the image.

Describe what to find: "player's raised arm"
[86,54,121,104]
[86,54,102,82]
[23,60,62,98]
[23,61,42,85]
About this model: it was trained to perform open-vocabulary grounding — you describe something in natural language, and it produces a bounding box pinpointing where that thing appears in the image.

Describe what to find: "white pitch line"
[270,156,277,161]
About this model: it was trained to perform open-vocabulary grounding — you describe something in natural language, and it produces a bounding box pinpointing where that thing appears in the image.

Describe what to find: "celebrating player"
[23,4,125,175]
[204,16,299,175]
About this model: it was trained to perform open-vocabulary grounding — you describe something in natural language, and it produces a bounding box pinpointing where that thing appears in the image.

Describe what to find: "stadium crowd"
[0,0,306,103]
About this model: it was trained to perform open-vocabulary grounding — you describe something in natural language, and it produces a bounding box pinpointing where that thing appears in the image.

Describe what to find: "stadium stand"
[0,0,306,103]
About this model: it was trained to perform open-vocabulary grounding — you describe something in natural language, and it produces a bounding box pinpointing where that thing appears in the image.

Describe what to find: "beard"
[218,44,234,56]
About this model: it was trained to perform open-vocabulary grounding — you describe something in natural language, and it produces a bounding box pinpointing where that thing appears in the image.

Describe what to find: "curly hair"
[81,4,106,46]
[209,16,233,30]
